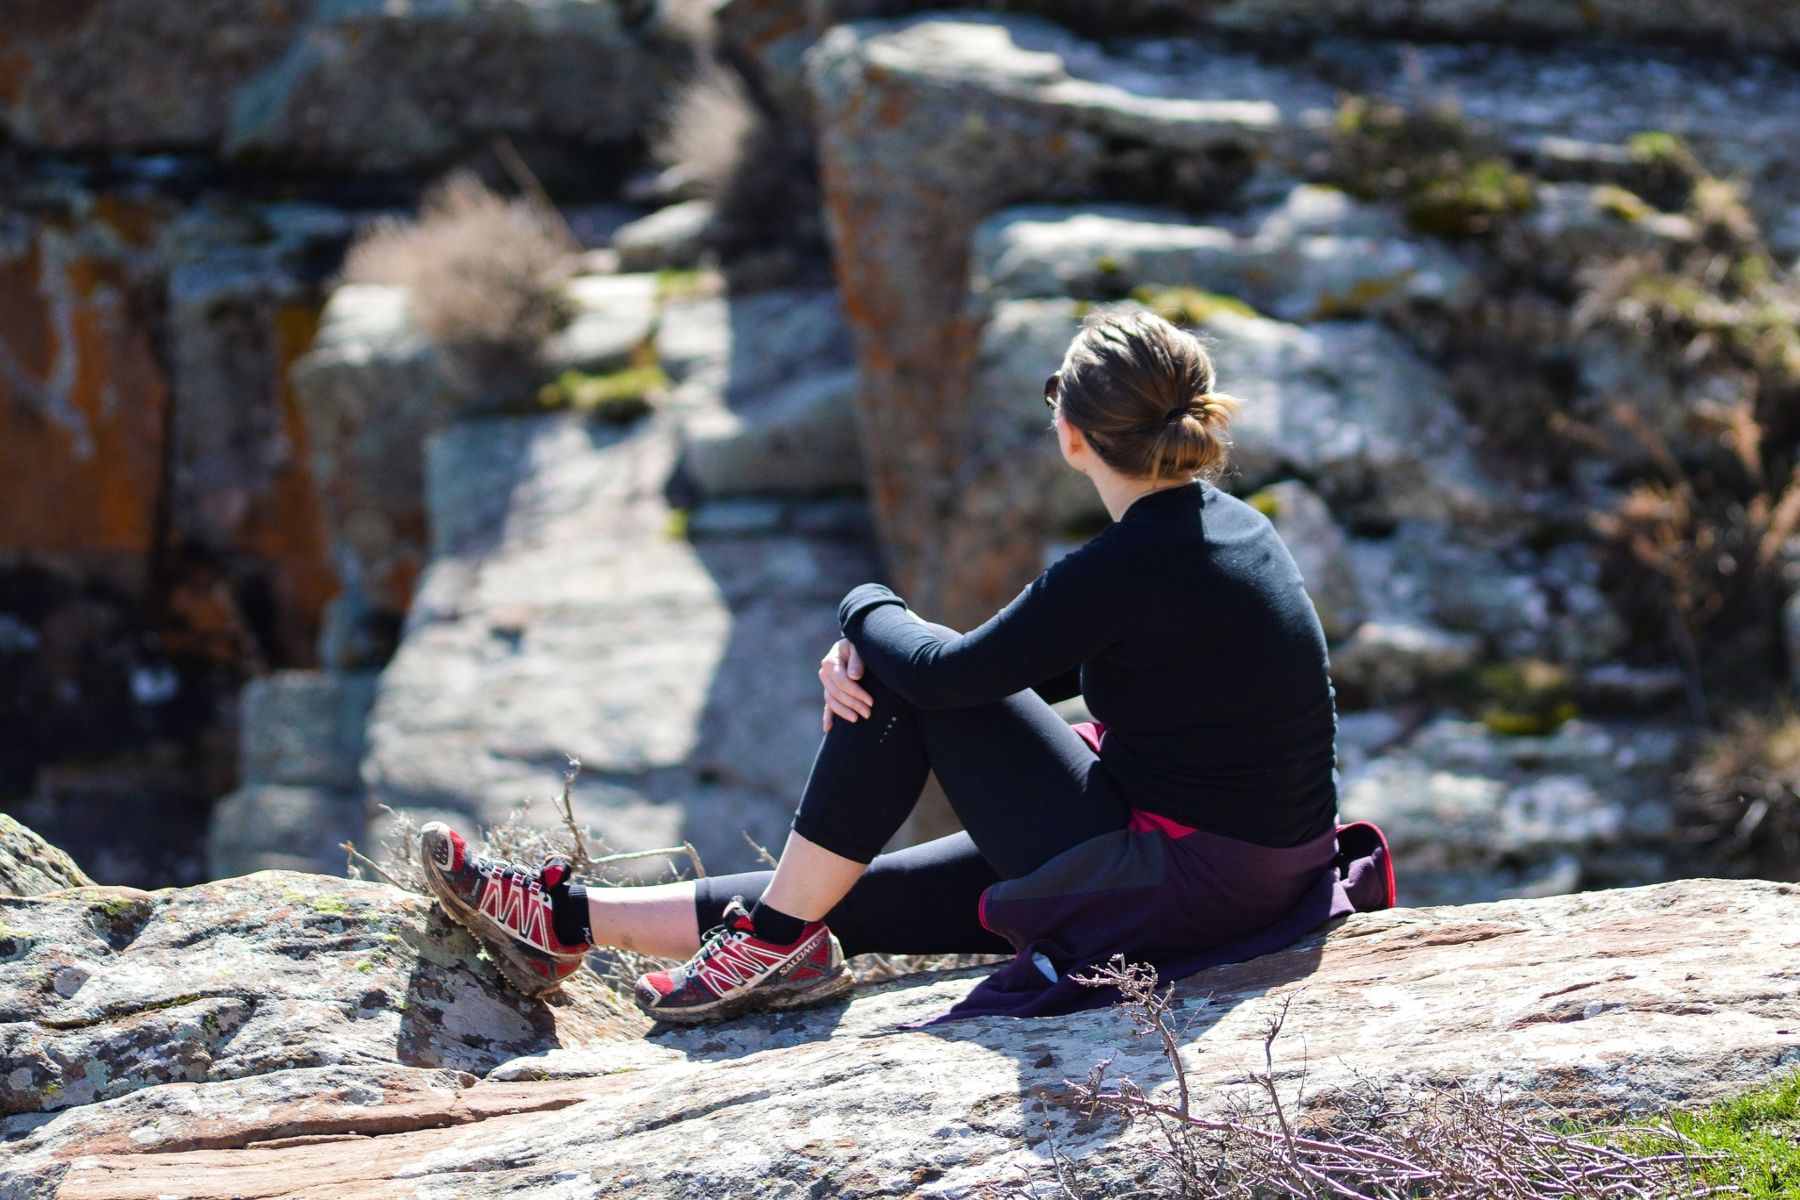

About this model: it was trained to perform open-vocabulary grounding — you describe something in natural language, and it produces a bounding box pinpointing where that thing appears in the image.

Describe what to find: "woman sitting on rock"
[420,306,1391,1025]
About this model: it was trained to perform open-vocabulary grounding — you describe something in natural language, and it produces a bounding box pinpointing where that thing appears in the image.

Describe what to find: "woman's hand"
[820,638,873,731]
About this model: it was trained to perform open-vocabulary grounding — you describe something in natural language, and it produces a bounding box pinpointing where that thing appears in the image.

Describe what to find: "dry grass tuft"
[341,170,576,353]
[988,957,1734,1199]
[1559,142,1800,709]
[1678,702,1800,880]
[651,61,823,266]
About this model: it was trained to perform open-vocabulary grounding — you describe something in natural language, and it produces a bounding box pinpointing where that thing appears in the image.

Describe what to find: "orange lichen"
[229,300,338,666]
[0,230,167,576]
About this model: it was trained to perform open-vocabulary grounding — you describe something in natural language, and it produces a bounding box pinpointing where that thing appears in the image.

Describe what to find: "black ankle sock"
[550,881,591,947]
[750,898,807,945]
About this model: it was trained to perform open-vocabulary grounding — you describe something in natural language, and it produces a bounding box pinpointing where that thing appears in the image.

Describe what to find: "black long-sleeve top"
[837,480,1339,847]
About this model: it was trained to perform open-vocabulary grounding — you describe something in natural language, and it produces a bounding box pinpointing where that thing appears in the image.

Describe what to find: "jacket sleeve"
[837,535,1127,710]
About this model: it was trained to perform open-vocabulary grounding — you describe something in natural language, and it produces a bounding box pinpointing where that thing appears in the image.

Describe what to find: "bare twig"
[1051,957,1722,1199]
[551,756,593,870]
[742,831,780,868]
[590,844,708,877]
[340,840,404,889]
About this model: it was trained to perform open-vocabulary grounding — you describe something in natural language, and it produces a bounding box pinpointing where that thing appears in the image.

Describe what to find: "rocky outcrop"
[4,875,1794,1198]
[1198,0,1800,57]
[0,871,640,1121]
[0,0,312,154]
[0,0,686,172]
[974,191,1475,321]
[0,186,175,589]
[806,14,1335,626]
[803,11,1800,633]
[160,202,349,666]
[1338,714,1687,904]
[361,286,881,872]
[0,815,93,897]
[289,284,459,668]
[206,671,378,879]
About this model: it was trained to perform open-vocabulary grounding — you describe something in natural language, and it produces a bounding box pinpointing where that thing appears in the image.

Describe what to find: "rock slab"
[3,877,1794,1198]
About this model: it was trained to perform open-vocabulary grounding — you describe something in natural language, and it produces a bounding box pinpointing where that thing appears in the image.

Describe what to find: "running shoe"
[634,896,852,1024]
[419,822,591,997]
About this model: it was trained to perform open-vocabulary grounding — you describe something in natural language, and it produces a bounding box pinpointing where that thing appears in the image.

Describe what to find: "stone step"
[973,189,1475,321]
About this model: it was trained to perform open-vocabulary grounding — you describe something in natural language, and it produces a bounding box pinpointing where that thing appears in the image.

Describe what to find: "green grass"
[538,364,667,425]
[1591,1068,1800,1196]
[1128,285,1261,326]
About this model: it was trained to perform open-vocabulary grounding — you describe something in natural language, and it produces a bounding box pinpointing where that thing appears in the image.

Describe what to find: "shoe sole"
[638,963,856,1026]
[421,847,585,999]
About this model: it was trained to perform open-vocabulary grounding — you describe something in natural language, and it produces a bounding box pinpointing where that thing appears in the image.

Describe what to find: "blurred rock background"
[4,0,1800,904]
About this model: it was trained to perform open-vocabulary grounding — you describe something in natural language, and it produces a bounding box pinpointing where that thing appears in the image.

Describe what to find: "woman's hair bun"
[1055,305,1245,483]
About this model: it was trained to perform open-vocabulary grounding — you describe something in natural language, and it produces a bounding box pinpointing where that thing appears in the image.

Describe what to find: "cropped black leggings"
[693,643,1133,956]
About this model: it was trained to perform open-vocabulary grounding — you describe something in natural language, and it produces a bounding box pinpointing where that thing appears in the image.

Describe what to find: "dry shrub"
[1561,141,1800,708]
[341,170,576,353]
[1678,702,1800,880]
[1562,400,1800,711]
[651,62,823,265]
[989,957,1728,1200]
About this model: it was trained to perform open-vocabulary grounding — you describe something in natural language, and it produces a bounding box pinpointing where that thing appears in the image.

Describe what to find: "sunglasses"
[1043,372,1061,411]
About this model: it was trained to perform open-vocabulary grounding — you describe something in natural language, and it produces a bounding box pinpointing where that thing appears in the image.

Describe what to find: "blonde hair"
[1053,307,1242,484]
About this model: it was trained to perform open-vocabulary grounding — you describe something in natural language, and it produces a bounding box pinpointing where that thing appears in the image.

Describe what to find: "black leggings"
[692,652,1133,956]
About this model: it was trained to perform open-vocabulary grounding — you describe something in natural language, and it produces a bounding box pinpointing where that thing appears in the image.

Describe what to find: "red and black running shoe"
[419,822,591,997]
[634,896,851,1025]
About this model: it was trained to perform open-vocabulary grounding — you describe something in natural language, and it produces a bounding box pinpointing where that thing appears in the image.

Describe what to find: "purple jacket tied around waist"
[925,818,1395,1024]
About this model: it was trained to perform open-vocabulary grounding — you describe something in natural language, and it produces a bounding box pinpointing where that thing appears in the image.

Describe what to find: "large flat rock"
[7,878,1795,1198]
[0,872,640,1120]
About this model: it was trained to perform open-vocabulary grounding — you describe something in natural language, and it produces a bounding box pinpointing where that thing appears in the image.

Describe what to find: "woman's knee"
[850,665,911,712]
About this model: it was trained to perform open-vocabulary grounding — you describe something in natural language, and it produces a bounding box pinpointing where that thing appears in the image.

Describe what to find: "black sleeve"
[837,534,1127,710]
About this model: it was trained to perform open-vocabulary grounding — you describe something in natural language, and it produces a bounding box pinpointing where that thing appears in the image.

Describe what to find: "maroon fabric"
[914,716,1395,1024]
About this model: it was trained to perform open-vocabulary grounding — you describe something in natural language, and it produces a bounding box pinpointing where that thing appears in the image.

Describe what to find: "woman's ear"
[1056,412,1087,467]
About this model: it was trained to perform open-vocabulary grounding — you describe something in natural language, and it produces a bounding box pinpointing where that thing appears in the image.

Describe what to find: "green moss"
[538,365,666,425]
[1309,272,1412,320]
[1626,131,1707,207]
[353,958,376,974]
[1482,702,1580,736]
[1593,184,1654,224]
[1129,285,1261,326]
[1626,270,1712,320]
[1629,130,1695,169]
[655,268,711,303]
[663,507,692,541]
[1094,254,1121,277]
[1582,1068,1800,1197]
[1332,94,1536,239]
[1730,253,1776,294]
[1448,659,1579,736]
[1403,159,1536,238]
[307,895,351,915]
[1245,488,1281,519]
